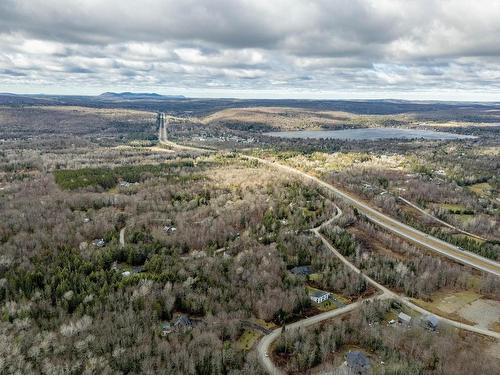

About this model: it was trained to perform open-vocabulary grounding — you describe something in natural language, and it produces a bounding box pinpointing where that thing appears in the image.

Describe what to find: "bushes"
[53,160,200,190]
[320,225,358,257]
[402,213,499,261]
[54,167,118,190]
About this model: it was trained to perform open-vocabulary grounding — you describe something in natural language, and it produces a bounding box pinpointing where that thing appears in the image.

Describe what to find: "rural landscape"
[1,1,500,374]
[0,94,498,374]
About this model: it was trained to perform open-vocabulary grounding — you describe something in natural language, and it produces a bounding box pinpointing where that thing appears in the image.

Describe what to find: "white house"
[398,312,411,325]
[310,290,330,303]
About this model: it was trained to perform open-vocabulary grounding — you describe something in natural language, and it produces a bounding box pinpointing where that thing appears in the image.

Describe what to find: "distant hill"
[98,92,185,100]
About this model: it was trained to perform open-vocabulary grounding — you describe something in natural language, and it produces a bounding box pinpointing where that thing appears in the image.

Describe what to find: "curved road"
[156,113,500,374]
[313,228,500,339]
[119,227,125,248]
[257,294,386,375]
[242,155,500,277]
[158,112,498,277]
[257,227,500,375]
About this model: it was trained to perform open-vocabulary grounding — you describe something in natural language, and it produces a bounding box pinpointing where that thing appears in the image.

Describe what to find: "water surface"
[264,128,476,140]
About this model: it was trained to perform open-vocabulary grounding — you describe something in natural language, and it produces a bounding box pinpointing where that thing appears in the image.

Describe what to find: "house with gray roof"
[398,312,411,325]
[346,351,371,374]
[290,265,312,276]
[174,315,193,330]
[423,315,439,330]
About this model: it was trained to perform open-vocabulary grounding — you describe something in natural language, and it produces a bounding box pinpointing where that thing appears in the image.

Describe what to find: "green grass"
[451,214,473,224]
[308,273,322,282]
[317,299,337,312]
[439,203,467,212]
[468,182,493,197]
[235,330,261,350]
[254,319,278,330]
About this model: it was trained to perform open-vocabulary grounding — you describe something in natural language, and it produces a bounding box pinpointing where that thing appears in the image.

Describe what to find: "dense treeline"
[321,221,500,300]
[53,160,202,190]
[1,148,371,372]
[1,104,498,374]
[401,212,499,260]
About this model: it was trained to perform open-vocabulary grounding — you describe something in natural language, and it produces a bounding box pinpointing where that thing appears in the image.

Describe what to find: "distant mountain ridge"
[98,92,186,100]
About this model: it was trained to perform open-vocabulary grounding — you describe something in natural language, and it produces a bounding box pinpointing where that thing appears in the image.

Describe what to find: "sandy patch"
[434,291,480,314]
[418,291,500,331]
[457,299,500,331]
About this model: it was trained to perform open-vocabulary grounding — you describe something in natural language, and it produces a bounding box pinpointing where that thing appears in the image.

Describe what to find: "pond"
[263,128,477,140]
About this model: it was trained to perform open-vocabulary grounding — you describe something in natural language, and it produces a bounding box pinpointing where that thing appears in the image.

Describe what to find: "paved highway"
[156,114,500,375]
[158,113,214,153]
[157,114,499,276]
[398,196,488,242]
[242,155,500,277]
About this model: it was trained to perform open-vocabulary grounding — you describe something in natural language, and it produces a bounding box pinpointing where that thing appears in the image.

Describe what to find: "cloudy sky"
[1,0,500,100]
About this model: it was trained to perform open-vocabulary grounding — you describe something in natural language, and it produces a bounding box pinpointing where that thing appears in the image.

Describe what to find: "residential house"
[423,315,439,330]
[398,312,411,325]
[346,351,371,374]
[163,225,177,234]
[290,265,312,276]
[92,238,105,247]
[161,322,173,336]
[309,290,330,303]
[174,315,193,330]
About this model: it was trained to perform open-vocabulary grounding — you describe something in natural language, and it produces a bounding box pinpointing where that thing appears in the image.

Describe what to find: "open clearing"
[414,291,500,331]
[468,182,494,197]
[236,330,262,350]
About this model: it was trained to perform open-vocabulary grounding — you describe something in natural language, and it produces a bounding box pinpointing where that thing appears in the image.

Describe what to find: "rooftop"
[346,351,371,373]
[424,315,439,328]
[290,265,312,276]
[398,312,411,322]
[309,290,330,299]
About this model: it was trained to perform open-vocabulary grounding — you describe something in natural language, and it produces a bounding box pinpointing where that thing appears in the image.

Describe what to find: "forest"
[0,103,498,374]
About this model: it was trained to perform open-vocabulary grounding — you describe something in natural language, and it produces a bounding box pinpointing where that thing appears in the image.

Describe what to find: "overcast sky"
[1,0,500,100]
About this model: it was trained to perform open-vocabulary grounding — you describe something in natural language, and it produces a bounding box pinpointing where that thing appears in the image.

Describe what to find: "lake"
[264,128,477,140]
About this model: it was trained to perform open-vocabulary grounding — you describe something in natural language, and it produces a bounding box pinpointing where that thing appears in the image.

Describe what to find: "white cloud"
[0,0,499,98]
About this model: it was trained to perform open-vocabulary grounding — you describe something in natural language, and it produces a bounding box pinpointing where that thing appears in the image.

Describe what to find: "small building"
[309,290,330,304]
[423,315,439,330]
[290,265,312,276]
[346,351,371,374]
[398,312,411,325]
[174,315,192,330]
[161,322,173,336]
[92,238,105,247]
[163,225,177,234]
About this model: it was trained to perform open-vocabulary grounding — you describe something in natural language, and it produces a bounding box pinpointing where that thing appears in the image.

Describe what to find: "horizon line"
[2,91,500,104]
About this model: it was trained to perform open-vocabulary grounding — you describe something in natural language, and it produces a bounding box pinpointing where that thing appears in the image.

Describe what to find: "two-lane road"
[242,155,500,277]
[257,294,388,375]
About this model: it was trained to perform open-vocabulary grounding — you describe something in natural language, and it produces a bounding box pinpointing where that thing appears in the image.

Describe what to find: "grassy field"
[235,330,262,350]
[438,203,468,212]
[254,319,278,330]
[468,182,493,197]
